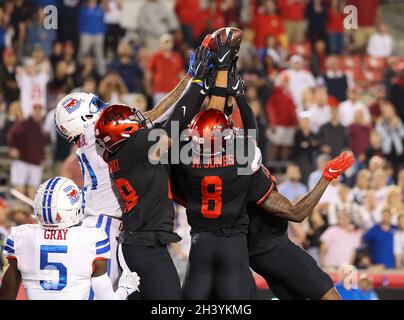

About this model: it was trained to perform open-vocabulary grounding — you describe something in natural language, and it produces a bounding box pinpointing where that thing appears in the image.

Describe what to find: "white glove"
[118,269,140,296]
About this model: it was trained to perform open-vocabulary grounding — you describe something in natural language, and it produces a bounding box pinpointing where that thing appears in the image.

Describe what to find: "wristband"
[211,86,228,98]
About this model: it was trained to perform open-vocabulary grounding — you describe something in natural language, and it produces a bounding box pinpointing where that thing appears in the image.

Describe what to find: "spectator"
[327,185,360,226]
[348,109,371,158]
[278,0,307,44]
[279,164,308,202]
[98,71,127,104]
[293,115,319,183]
[16,58,49,118]
[372,168,389,209]
[338,86,371,127]
[398,169,404,200]
[76,54,100,87]
[394,214,404,269]
[108,41,144,93]
[0,101,23,147]
[147,34,184,105]
[9,207,34,226]
[7,105,48,199]
[193,0,225,44]
[32,45,52,76]
[357,274,379,300]
[368,86,387,126]
[320,211,362,269]
[327,0,345,55]
[60,0,81,45]
[308,154,329,191]
[79,0,107,76]
[103,0,124,59]
[367,23,394,58]
[286,55,316,109]
[175,0,201,46]
[0,49,19,104]
[390,62,404,123]
[50,41,78,94]
[266,71,298,161]
[364,208,397,269]
[306,206,328,264]
[25,6,57,57]
[322,55,350,103]
[347,0,381,53]
[308,85,331,134]
[382,186,404,224]
[310,39,327,78]
[305,0,328,46]
[365,130,384,164]
[358,191,381,230]
[318,107,349,158]
[137,0,180,53]
[220,0,239,27]
[376,101,404,173]
[351,169,371,206]
[252,0,287,49]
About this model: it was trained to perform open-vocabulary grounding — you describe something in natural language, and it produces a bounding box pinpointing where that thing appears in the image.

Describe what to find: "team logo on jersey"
[63,186,80,205]
[63,98,83,114]
[55,212,62,223]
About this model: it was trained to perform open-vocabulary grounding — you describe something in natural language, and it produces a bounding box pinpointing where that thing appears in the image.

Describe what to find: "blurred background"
[2,0,404,299]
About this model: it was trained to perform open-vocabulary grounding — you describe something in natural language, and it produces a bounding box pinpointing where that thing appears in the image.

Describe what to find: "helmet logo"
[55,212,62,223]
[63,185,80,205]
[63,98,83,114]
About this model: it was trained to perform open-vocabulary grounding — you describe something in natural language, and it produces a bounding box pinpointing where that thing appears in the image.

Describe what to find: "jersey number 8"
[201,176,222,219]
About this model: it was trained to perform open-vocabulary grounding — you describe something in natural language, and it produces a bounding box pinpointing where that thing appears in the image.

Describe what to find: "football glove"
[227,58,244,97]
[118,269,140,296]
[192,46,212,82]
[213,30,238,70]
[322,152,355,182]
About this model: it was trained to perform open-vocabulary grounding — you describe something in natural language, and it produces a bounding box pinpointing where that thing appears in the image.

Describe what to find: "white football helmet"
[33,177,84,230]
[54,92,108,142]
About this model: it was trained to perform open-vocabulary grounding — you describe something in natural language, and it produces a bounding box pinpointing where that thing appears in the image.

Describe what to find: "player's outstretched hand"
[192,46,211,82]
[322,151,355,182]
[227,58,244,97]
[214,30,237,70]
[118,269,140,296]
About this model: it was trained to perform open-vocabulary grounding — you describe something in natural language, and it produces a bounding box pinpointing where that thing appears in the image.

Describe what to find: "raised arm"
[144,73,192,124]
[207,31,238,111]
[259,152,354,222]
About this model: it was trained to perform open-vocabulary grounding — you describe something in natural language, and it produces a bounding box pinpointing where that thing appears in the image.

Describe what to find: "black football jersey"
[247,170,288,256]
[172,137,274,236]
[108,128,180,246]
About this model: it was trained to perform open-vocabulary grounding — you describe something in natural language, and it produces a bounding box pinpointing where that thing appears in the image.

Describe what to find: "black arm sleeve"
[163,82,206,137]
[235,95,258,133]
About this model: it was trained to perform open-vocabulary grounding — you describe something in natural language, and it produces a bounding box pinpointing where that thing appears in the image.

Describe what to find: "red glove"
[322,152,355,182]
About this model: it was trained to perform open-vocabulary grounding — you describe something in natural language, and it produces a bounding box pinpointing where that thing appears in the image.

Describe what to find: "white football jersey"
[3,224,110,300]
[76,124,122,218]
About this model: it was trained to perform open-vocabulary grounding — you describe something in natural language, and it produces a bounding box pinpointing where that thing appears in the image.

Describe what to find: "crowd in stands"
[0,0,404,293]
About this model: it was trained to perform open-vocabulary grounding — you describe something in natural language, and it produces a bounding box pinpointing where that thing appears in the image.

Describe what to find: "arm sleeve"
[235,95,258,133]
[163,82,206,137]
[91,273,129,300]
[246,165,276,205]
[3,232,16,260]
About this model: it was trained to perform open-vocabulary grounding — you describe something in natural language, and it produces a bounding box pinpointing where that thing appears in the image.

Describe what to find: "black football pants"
[118,243,182,300]
[183,232,252,300]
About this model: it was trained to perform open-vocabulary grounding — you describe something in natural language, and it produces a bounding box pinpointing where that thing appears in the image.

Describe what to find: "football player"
[54,55,195,293]
[94,46,212,299]
[226,63,348,300]
[0,177,139,300]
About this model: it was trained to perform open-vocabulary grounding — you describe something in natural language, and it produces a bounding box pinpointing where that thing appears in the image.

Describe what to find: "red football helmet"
[94,104,149,153]
[188,108,234,155]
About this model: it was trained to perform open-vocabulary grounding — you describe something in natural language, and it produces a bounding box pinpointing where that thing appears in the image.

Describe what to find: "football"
[205,27,243,53]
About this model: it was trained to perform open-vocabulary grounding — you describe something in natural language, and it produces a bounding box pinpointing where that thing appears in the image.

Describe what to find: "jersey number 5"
[201,176,222,218]
[40,245,67,291]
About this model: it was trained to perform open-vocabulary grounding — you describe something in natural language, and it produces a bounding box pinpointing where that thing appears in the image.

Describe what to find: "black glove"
[192,46,211,82]
[213,31,237,70]
[202,67,216,94]
[227,59,244,97]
